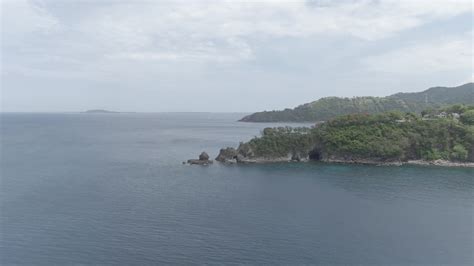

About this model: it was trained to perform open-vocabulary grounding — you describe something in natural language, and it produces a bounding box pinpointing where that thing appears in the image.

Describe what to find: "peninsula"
[217,105,474,167]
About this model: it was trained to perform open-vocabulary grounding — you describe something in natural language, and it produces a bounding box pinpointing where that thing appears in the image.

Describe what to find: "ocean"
[1,113,473,264]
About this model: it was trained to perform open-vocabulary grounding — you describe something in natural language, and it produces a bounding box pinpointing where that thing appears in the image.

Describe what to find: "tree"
[460,110,474,125]
[451,144,468,161]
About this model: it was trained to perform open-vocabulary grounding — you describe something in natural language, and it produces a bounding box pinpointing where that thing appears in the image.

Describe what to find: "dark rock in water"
[187,151,213,165]
[215,147,238,163]
[199,152,210,161]
[187,159,213,165]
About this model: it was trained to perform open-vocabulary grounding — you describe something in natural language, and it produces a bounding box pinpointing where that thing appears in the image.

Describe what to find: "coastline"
[405,160,474,168]
[323,158,474,168]
[219,157,474,168]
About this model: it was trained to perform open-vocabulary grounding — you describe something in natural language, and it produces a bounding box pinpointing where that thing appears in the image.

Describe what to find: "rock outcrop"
[187,151,213,165]
[199,152,209,161]
[215,147,238,163]
[215,143,302,164]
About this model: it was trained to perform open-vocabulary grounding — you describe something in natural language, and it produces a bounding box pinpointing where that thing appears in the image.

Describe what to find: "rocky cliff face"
[215,147,238,163]
[216,143,307,164]
[213,141,474,167]
[215,144,260,163]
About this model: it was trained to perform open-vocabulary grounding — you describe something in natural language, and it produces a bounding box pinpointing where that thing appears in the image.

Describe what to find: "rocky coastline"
[405,160,474,168]
[191,107,474,168]
[321,158,474,167]
[186,148,474,168]
[211,146,474,168]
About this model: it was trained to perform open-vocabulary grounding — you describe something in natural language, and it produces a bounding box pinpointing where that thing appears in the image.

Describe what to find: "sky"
[1,0,473,112]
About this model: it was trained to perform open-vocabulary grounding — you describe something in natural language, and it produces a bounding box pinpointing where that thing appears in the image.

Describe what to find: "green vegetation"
[248,127,313,158]
[242,105,474,163]
[240,83,474,122]
[460,110,474,125]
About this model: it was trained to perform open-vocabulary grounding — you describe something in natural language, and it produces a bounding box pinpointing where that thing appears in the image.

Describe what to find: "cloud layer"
[1,0,473,111]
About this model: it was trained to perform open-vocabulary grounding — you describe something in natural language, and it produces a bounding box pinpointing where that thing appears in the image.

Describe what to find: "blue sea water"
[1,113,473,265]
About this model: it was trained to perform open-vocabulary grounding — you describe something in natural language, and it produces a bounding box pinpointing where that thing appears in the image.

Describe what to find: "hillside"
[239,83,474,122]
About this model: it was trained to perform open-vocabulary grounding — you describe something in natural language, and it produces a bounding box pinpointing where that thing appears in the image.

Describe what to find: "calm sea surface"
[1,113,473,265]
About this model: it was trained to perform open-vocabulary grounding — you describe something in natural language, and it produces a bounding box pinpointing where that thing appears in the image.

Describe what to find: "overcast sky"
[1,0,473,112]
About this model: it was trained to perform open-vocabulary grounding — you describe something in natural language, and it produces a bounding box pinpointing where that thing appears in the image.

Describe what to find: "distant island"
[216,104,474,167]
[83,109,119,113]
[240,83,474,122]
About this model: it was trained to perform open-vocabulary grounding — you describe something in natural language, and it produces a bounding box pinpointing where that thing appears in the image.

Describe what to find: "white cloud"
[362,32,473,74]
[76,0,472,62]
[1,0,59,39]
[1,0,472,81]
[2,0,472,111]
[103,37,253,62]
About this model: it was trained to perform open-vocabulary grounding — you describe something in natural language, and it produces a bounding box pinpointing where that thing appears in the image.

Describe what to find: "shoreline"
[222,157,474,168]
[404,160,474,168]
[323,159,474,168]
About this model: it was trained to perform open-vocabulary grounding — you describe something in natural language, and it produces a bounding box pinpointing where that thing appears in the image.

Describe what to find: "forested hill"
[239,83,474,122]
[216,105,474,165]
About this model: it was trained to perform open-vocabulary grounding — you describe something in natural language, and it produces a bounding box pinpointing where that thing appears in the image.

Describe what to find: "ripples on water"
[1,113,473,264]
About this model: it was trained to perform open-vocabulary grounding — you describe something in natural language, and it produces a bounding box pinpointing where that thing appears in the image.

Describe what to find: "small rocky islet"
[185,152,213,165]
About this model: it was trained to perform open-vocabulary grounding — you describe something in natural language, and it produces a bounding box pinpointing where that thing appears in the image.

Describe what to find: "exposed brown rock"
[187,151,213,165]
